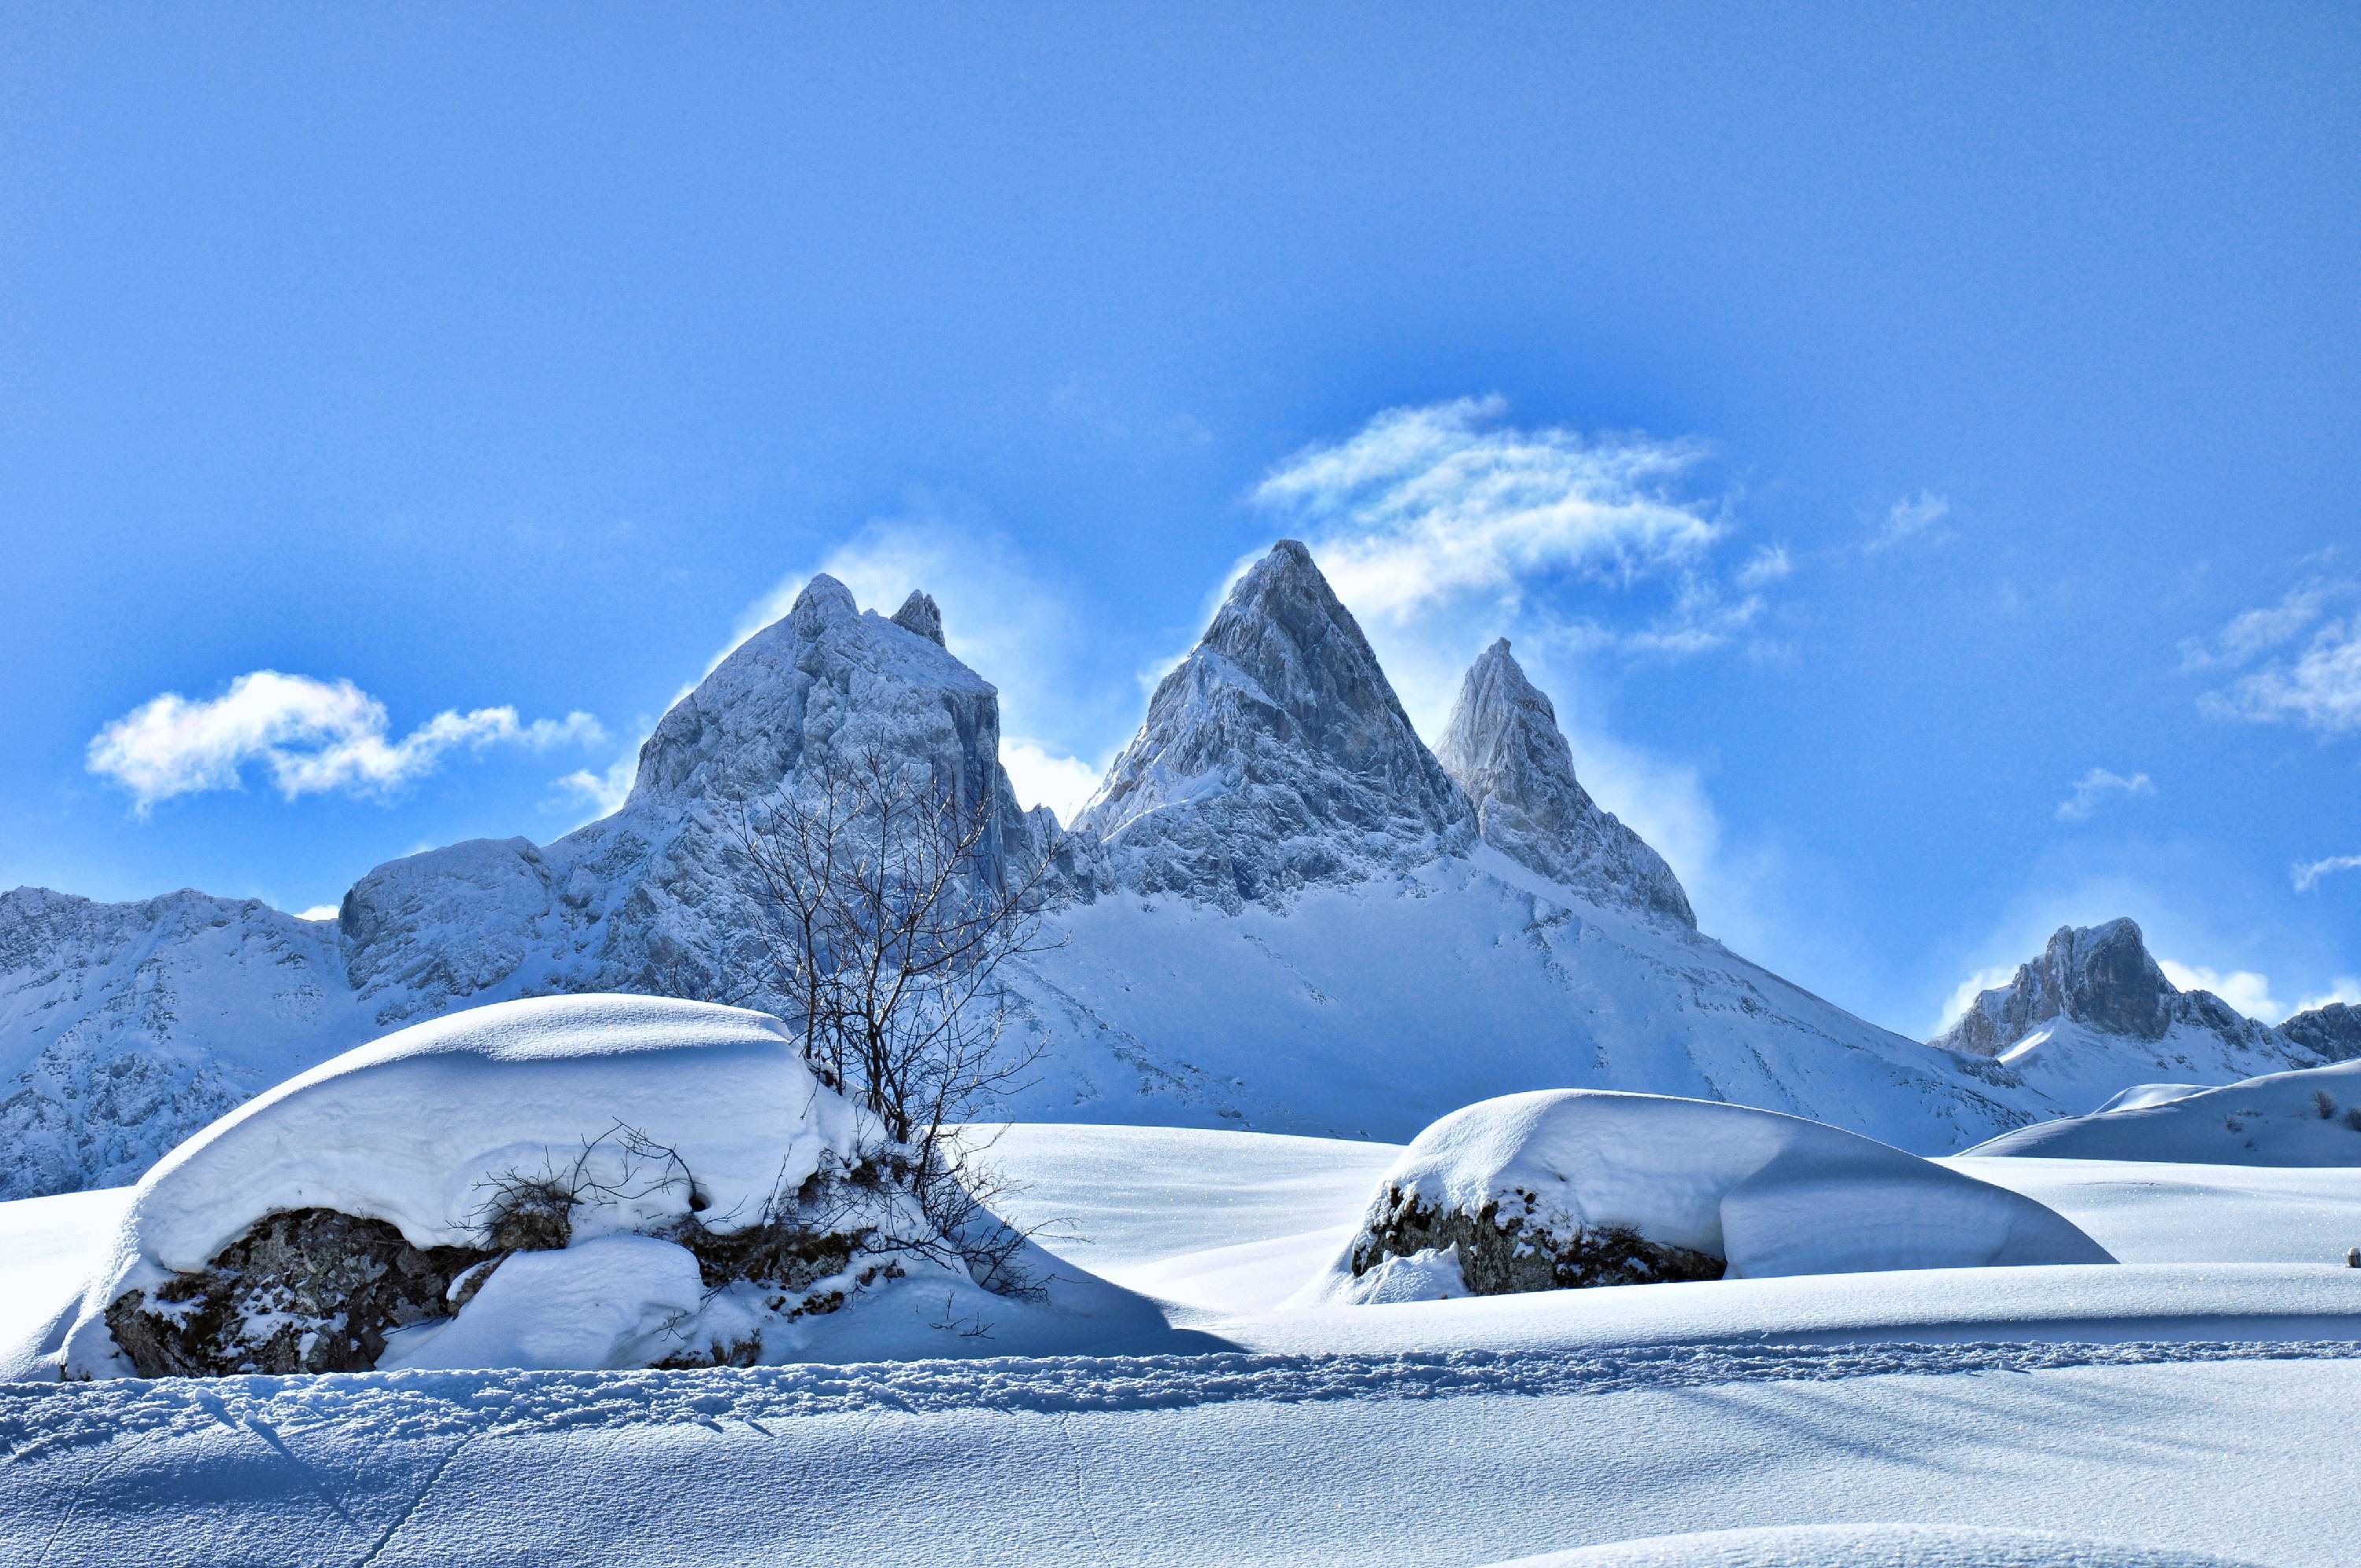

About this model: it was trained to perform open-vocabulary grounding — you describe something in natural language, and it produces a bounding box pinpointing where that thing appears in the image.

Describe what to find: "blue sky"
[4,3,2356,1039]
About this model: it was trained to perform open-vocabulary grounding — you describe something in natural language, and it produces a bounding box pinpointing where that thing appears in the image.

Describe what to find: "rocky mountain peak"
[2280,1001,2361,1064]
[892,591,945,647]
[1073,540,1470,908]
[1931,917,2283,1059]
[1437,640,1694,927]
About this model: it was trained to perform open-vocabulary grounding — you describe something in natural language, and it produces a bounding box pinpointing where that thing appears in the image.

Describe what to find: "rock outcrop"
[1437,639,1694,927]
[2279,1001,2361,1064]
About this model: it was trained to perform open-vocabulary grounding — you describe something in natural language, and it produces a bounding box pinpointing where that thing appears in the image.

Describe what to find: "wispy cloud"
[2186,577,2361,735]
[87,671,604,813]
[557,749,641,818]
[2294,978,2361,1015]
[2158,958,2285,1023]
[1936,963,2022,1032]
[1736,545,1793,589]
[1253,394,1724,622]
[1864,491,1953,553]
[2055,767,2154,823]
[2294,853,2361,892]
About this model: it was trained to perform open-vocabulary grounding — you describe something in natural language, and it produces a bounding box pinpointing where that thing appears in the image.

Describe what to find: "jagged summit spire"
[1437,639,1694,927]
[1074,540,1469,909]
[892,591,944,647]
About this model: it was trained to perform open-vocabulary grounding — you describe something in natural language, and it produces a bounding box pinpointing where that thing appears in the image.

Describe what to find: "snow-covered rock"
[1073,539,1472,909]
[1303,1090,2109,1304]
[1437,638,1693,927]
[1968,1056,2361,1166]
[51,995,930,1378]
[1929,921,2326,1114]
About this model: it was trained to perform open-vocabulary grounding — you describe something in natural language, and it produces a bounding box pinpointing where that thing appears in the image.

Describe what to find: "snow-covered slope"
[0,888,371,1198]
[4,544,2185,1197]
[1929,920,2329,1116]
[1968,1056,2361,1166]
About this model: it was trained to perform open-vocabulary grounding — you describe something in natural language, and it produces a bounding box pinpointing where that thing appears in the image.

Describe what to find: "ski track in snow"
[6,1337,2355,1462]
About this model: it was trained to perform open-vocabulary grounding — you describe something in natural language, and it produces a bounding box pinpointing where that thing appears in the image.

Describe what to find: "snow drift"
[1968,1057,2361,1166]
[48,995,950,1379]
[1306,1090,2110,1304]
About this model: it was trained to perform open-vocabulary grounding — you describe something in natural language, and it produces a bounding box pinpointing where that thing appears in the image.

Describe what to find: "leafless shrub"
[2314,1088,2340,1121]
[725,748,1067,1293]
[471,1122,704,1253]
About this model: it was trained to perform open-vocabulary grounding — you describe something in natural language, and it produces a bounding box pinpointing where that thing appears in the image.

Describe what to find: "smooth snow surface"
[1971,1057,2361,1166]
[6,1122,2361,1563]
[1495,1524,2263,1566]
[378,1235,708,1372]
[1307,1090,2108,1304]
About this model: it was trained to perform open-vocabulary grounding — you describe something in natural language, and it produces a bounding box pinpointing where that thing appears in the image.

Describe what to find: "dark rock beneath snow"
[1350,1185,1725,1294]
[104,1208,492,1377]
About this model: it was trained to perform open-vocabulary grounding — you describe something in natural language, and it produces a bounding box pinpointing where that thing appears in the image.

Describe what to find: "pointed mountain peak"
[892,590,945,647]
[1074,540,1469,907]
[1437,640,1694,927]
[789,573,859,633]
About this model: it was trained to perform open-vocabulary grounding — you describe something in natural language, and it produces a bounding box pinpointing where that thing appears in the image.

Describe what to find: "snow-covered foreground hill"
[5,1123,2361,1565]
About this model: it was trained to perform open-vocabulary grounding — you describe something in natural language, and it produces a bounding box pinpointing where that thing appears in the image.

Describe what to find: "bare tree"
[726,748,1062,1290]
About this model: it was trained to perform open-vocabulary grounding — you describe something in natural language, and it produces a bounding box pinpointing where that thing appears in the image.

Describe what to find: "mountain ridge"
[6,542,2324,1196]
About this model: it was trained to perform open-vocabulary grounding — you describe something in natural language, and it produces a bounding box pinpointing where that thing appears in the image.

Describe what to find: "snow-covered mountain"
[1436,638,1693,927]
[3,541,2239,1197]
[1927,919,2333,1116]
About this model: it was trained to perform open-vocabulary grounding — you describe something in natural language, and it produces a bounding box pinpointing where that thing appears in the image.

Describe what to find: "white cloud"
[2158,958,2285,1024]
[87,670,604,812]
[1735,545,1793,589]
[2295,854,2361,892]
[2185,578,2361,734]
[2054,767,2155,822]
[999,740,1103,824]
[2293,978,2361,1015]
[1865,491,1952,553]
[295,905,340,921]
[1253,395,1724,622]
[1936,964,2022,1032]
[2178,578,2348,671]
[2210,617,2361,733]
[557,749,641,818]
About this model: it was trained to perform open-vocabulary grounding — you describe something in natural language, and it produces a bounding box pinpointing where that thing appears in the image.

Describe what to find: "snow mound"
[52,994,916,1378]
[1968,1056,2361,1166]
[1495,1524,2262,1567]
[1306,1090,2109,1303]
[2092,1083,2212,1114]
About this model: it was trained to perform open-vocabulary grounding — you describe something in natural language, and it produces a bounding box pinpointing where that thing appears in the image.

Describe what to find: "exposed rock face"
[1932,920,2279,1058]
[1438,639,1694,927]
[104,1208,492,1378]
[1074,540,1472,909]
[892,590,944,647]
[1350,1183,1725,1293]
[2281,1002,2361,1064]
